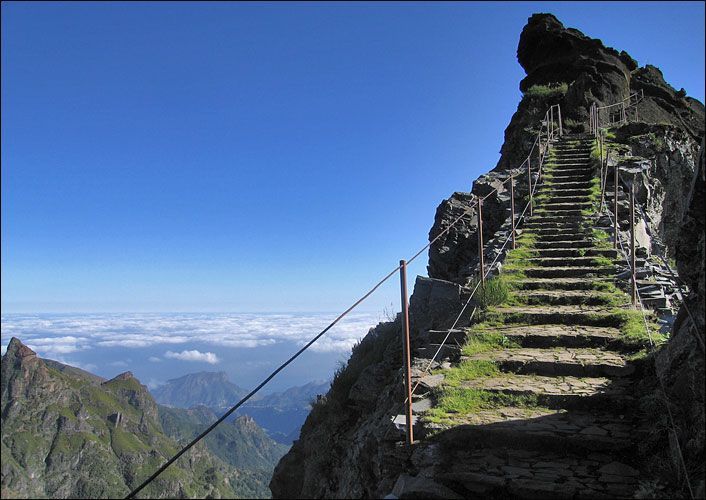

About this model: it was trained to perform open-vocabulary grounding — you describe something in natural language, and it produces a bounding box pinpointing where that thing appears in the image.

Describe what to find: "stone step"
[524,256,614,268]
[455,373,634,409]
[415,343,460,361]
[534,203,592,211]
[513,290,624,307]
[534,239,596,248]
[525,226,591,235]
[428,406,641,453]
[479,324,626,349]
[531,235,594,244]
[484,305,623,328]
[543,167,593,175]
[537,188,593,197]
[524,215,585,224]
[535,248,617,258]
[543,195,593,204]
[464,347,633,377]
[535,209,588,217]
[523,222,586,231]
[522,266,615,278]
[540,180,593,189]
[545,174,595,183]
[429,448,641,499]
[514,278,613,291]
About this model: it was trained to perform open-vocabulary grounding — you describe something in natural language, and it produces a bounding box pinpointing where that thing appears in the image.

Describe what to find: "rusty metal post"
[614,165,619,250]
[510,175,516,250]
[399,260,414,445]
[630,184,637,306]
[528,157,533,216]
[477,198,485,285]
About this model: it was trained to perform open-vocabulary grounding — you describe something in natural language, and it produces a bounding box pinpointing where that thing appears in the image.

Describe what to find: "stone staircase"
[406,135,653,499]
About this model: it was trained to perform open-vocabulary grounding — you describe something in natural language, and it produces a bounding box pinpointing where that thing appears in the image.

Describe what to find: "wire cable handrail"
[126,102,563,498]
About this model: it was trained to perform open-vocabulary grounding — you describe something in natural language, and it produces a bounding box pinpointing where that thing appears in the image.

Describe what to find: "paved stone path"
[407,135,651,498]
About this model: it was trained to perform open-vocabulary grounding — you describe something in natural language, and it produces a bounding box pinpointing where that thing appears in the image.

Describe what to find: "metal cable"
[126,262,402,499]
[128,104,561,497]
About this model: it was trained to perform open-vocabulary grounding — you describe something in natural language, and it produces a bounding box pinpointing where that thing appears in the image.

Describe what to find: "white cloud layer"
[165,349,220,364]
[1,312,384,358]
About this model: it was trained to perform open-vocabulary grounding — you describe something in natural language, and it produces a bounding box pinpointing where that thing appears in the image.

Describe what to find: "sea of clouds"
[0,311,385,366]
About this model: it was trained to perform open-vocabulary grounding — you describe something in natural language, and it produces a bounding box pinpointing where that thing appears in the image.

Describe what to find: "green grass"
[425,388,541,424]
[592,255,615,267]
[613,308,667,345]
[438,359,500,387]
[471,276,511,309]
[523,83,568,99]
[461,330,519,356]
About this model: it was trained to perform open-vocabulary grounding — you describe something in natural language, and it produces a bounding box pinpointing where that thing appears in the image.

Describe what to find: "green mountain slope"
[0,337,267,499]
[159,406,289,497]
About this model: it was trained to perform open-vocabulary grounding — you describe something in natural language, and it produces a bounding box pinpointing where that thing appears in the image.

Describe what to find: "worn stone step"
[525,227,591,236]
[537,188,593,198]
[429,448,641,499]
[540,195,592,205]
[513,290,623,307]
[524,215,584,225]
[523,222,585,231]
[534,239,596,248]
[522,266,615,278]
[484,305,623,327]
[514,278,613,291]
[540,180,593,189]
[478,324,626,349]
[465,347,633,377]
[455,374,634,410]
[525,256,614,268]
[535,248,617,258]
[415,343,460,361]
[428,406,641,453]
[543,168,593,177]
[539,201,593,211]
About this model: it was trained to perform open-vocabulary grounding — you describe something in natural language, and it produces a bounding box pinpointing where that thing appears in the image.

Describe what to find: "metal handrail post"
[528,157,533,216]
[478,198,485,285]
[630,185,637,306]
[399,260,414,445]
[510,175,516,250]
[557,105,563,136]
[614,166,619,250]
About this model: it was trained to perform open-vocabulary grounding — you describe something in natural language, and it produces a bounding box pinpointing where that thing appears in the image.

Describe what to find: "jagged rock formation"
[0,338,275,499]
[270,12,704,500]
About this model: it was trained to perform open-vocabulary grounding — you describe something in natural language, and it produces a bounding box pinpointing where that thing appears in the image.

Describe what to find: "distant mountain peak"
[4,337,37,361]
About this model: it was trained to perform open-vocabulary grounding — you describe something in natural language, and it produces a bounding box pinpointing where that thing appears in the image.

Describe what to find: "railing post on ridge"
[629,183,637,306]
[614,165,619,250]
[477,197,485,285]
[557,105,563,136]
[510,175,516,250]
[528,157,533,217]
[398,260,414,446]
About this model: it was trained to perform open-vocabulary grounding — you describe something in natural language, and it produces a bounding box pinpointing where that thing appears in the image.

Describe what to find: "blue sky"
[2,1,704,313]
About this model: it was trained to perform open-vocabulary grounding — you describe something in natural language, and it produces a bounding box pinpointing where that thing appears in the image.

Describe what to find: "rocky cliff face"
[270,13,704,499]
[0,338,268,499]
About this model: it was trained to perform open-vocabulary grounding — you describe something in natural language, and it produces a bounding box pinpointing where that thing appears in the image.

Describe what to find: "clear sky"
[2,1,704,313]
